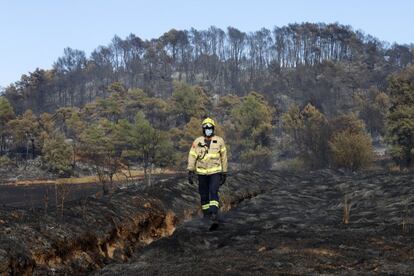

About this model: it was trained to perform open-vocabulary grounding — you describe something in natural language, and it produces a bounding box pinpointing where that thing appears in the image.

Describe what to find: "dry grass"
[401,198,410,233]
[219,185,234,212]
[303,248,340,257]
[343,193,351,224]
[388,164,401,172]
[6,169,176,186]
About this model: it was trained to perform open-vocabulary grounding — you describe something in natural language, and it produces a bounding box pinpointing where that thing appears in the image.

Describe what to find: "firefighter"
[187,117,228,224]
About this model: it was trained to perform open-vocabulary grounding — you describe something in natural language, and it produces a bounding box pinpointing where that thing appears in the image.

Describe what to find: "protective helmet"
[202,117,216,127]
[202,117,215,137]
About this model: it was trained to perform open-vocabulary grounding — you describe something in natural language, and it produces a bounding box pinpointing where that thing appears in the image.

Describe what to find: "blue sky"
[0,0,413,88]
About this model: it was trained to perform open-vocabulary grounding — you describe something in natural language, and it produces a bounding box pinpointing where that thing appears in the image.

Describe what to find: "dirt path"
[97,170,414,275]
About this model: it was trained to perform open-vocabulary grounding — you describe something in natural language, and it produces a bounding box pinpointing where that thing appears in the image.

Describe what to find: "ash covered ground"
[0,170,413,275]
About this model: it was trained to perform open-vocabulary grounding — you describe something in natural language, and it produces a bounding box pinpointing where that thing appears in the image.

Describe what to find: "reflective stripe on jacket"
[187,135,228,175]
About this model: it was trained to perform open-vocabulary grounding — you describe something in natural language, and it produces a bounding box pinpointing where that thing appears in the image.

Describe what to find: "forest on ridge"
[1,22,414,185]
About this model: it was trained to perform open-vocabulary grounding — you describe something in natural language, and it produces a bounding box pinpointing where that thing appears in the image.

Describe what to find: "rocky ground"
[0,158,55,183]
[0,170,413,275]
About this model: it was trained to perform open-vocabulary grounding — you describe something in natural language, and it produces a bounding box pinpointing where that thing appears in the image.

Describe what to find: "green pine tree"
[0,97,15,155]
[116,112,175,185]
[386,65,414,168]
[231,92,273,169]
[42,135,73,176]
[80,119,121,194]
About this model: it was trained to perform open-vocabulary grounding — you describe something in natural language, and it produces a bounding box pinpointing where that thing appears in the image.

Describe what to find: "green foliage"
[386,105,414,165]
[80,119,120,193]
[96,94,125,122]
[240,145,273,170]
[281,104,304,153]
[215,94,242,120]
[3,24,413,173]
[116,112,175,184]
[231,92,273,169]
[282,105,373,170]
[142,97,171,129]
[386,65,414,167]
[330,113,365,134]
[300,104,330,168]
[0,155,13,167]
[354,87,390,135]
[153,133,176,169]
[329,130,374,171]
[66,112,85,138]
[37,113,57,151]
[172,82,209,125]
[108,82,127,95]
[0,97,15,125]
[0,97,15,155]
[52,108,84,167]
[124,88,147,113]
[97,86,173,129]
[177,117,203,151]
[282,103,330,169]
[42,135,73,176]
[4,23,412,119]
[282,104,373,170]
[6,110,42,159]
[80,120,116,156]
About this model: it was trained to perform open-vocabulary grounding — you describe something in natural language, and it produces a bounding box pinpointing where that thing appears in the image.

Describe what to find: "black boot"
[209,213,219,231]
[202,210,210,219]
[210,213,218,223]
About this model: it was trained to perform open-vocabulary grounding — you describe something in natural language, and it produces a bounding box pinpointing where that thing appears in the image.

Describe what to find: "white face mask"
[204,129,214,137]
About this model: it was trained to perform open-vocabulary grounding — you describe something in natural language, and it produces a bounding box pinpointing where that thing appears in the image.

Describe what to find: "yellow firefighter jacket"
[187,135,228,175]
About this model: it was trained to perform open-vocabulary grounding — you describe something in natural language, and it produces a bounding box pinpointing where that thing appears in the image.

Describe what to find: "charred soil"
[0,170,413,275]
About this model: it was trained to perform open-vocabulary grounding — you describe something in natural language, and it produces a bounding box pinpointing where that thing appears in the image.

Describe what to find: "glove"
[220,173,227,186]
[188,171,195,184]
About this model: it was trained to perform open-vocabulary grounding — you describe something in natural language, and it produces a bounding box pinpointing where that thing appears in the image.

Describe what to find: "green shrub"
[0,155,13,167]
[329,130,374,171]
[42,136,73,176]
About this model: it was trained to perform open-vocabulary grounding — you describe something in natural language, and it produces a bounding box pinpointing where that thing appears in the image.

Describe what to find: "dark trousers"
[198,173,220,216]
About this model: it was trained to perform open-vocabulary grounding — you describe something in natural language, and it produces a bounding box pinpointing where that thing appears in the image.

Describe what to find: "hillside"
[2,23,412,117]
[2,23,414,179]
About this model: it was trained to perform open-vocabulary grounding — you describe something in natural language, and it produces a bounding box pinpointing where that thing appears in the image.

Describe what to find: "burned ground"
[0,170,413,275]
[0,182,102,208]
[97,171,414,275]
[0,175,169,208]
